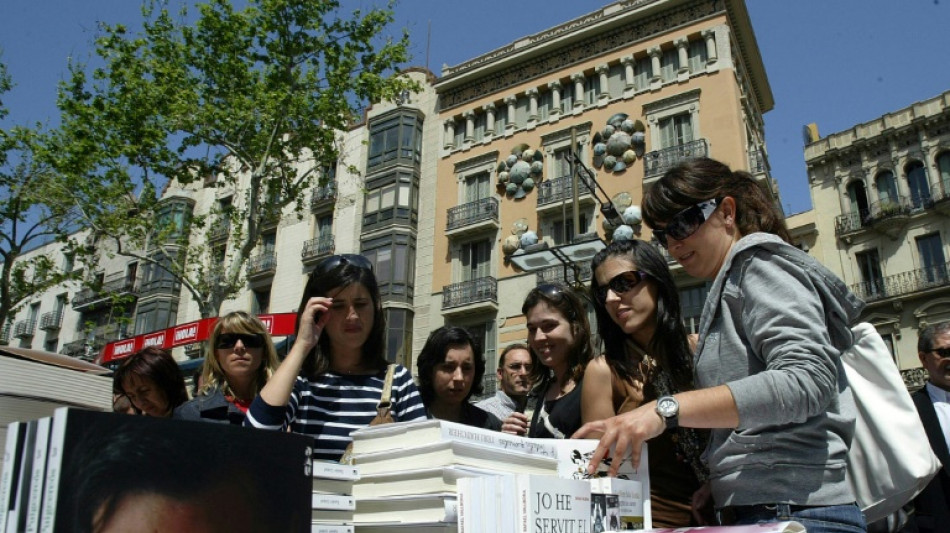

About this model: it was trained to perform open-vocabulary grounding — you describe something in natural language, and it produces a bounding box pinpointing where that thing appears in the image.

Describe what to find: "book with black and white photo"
[35,407,313,533]
[589,476,644,530]
[513,474,591,533]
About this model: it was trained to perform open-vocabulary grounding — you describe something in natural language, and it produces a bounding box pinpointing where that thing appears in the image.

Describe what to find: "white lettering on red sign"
[113,340,135,356]
[143,333,165,347]
[173,324,198,343]
[260,316,273,333]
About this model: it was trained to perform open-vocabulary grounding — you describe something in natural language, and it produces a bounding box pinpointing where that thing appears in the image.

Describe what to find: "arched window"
[847,180,869,220]
[937,151,950,197]
[906,161,930,208]
[875,171,898,205]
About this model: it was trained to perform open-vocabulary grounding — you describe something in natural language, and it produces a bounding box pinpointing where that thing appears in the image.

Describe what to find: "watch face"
[657,397,678,417]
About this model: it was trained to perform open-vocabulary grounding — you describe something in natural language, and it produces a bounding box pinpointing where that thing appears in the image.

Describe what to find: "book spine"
[0,422,25,533]
[309,525,354,533]
[9,420,38,533]
[311,493,355,511]
[311,461,360,481]
[440,424,558,459]
[39,407,70,533]
[24,418,51,533]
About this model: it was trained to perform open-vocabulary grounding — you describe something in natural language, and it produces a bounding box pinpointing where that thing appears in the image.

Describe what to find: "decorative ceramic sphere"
[593,143,607,157]
[509,160,530,184]
[502,235,521,255]
[622,205,642,225]
[522,177,535,191]
[622,150,638,164]
[606,132,632,157]
[612,160,627,172]
[620,119,636,134]
[602,217,618,232]
[603,155,617,169]
[631,131,645,144]
[603,124,615,138]
[506,154,519,167]
[613,225,635,241]
[530,161,543,175]
[497,171,509,184]
[506,182,519,195]
[520,230,538,247]
[522,148,535,161]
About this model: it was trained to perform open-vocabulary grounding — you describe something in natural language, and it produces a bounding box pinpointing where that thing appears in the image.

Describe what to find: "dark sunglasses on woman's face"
[315,254,374,275]
[652,197,723,249]
[596,270,650,304]
[215,333,265,349]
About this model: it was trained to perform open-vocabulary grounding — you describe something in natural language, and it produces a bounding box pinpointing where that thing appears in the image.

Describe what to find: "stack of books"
[347,419,561,529]
[1,408,314,533]
[457,473,592,533]
[311,461,359,533]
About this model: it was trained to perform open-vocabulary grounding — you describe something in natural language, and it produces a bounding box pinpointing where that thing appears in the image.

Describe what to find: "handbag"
[339,364,395,464]
[841,322,942,524]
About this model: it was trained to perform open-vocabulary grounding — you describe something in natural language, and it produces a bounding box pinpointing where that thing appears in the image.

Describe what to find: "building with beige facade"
[804,89,950,389]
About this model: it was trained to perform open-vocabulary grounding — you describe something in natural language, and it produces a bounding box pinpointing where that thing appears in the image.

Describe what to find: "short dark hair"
[416,326,486,407]
[297,258,387,378]
[497,342,532,370]
[642,157,791,243]
[918,321,950,352]
[521,283,593,387]
[113,346,188,413]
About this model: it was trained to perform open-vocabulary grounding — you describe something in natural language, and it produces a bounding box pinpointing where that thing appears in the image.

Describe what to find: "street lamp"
[508,232,606,288]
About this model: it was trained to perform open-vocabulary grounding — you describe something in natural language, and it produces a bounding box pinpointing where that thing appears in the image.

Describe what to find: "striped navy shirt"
[245,364,426,461]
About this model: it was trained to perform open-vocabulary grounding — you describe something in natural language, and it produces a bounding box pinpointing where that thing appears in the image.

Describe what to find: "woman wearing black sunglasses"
[175,311,280,424]
[584,238,711,527]
[576,158,866,533]
[245,254,427,461]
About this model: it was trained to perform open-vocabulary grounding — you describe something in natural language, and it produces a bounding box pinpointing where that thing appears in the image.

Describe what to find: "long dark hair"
[416,326,486,407]
[642,157,791,243]
[521,283,593,388]
[590,239,693,392]
[296,262,387,378]
[113,346,188,414]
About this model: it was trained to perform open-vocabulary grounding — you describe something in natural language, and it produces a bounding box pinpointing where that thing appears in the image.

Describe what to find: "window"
[847,180,870,221]
[548,210,591,246]
[363,234,416,298]
[916,233,947,284]
[552,147,573,180]
[63,253,74,273]
[584,74,601,105]
[607,64,624,99]
[875,171,898,205]
[660,48,679,82]
[261,232,276,255]
[494,106,508,135]
[538,91,553,122]
[464,172,491,203]
[363,171,418,229]
[134,299,178,335]
[316,213,333,240]
[856,249,885,297]
[679,284,710,334]
[688,39,707,73]
[384,308,413,366]
[473,112,487,142]
[45,338,58,353]
[461,239,492,281]
[368,113,422,168]
[560,87,574,114]
[634,56,652,89]
[453,121,466,149]
[906,161,931,208]
[252,287,271,315]
[514,96,529,129]
[938,152,950,197]
[658,113,693,148]
[455,319,496,399]
[880,333,897,364]
[154,198,193,241]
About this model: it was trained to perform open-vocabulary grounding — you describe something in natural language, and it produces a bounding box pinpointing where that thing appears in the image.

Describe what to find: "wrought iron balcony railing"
[301,235,335,262]
[537,174,594,207]
[14,319,36,338]
[537,262,593,285]
[246,252,277,278]
[643,139,708,178]
[311,183,337,210]
[442,277,497,310]
[72,274,140,310]
[39,311,64,330]
[208,218,230,241]
[446,197,499,232]
[850,261,950,303]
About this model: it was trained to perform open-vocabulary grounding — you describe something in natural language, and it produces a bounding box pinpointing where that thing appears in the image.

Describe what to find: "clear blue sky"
[2,1,949,216]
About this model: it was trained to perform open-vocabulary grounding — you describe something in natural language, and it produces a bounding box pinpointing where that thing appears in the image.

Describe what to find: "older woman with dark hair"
[416,325,502,430]
[245,254,426,461]
[113,346,188,418]
[174,311,280,424]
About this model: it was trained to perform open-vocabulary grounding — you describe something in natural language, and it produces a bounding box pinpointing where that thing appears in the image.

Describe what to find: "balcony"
[929,188,950,216]
[850,261,950,304]
[301,235,335,264]
[138,279,182,298]
[62,339,88,359]
[445,197,499,238]
[92,323,126,347]
[72,273,140,311]
[208,218,230,241]
[442,277,498,316]
[536,174,595,213]
[310,182,337,211]
[836,196,912,241]
[246,252,277,280]
[14,319,36,338]
[643,139,708,180]
[39,311,63,331]
[0,323,9,344]
[537,262,593,286]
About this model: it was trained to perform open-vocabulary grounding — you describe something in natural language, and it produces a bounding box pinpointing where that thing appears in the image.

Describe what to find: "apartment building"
[805,89,950,389]
[427,0,778,367]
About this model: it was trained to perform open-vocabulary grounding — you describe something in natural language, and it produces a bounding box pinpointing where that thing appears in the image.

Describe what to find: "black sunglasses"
[315,254,374,275]
[215,333,265,349]
[932,347,950,359]
[596,270,650,303]
[652,197,723,249]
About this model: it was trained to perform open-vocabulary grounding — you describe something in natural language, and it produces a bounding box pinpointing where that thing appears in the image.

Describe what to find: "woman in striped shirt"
[245,254,426,461]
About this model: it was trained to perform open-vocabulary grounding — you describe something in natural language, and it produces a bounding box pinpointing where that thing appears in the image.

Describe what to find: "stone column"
[483,103,496,139]
[505,95,517,133]
[648,47,662,83]
[463,110,475,143]
[527,88,539,122]
[443,118,456,150]
[702,28,718,64]
[621,55,636,90]
[548,81,562,117]
[596,63,610,102]
[572,73,585,110]
[675,38,690,75]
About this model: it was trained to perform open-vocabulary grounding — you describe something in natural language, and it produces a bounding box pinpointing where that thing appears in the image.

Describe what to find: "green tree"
[0,60,82,335]
[51,0,415,319]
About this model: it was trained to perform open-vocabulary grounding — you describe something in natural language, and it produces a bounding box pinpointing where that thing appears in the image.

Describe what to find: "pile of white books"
[311,461,359,533]
[457,473,592,533]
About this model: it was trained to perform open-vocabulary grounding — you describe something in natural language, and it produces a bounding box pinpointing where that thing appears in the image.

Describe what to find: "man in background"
[476,343,535,421]
[911,321,950,533]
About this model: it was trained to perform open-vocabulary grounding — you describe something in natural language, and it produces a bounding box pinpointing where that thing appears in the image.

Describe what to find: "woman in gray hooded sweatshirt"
[576,157,865,533]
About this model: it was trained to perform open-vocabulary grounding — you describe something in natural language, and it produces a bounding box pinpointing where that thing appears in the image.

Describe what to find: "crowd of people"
[107,157,950,533]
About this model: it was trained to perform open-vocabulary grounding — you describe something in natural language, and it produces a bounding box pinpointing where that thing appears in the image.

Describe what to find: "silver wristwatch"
[655,395,679,429]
